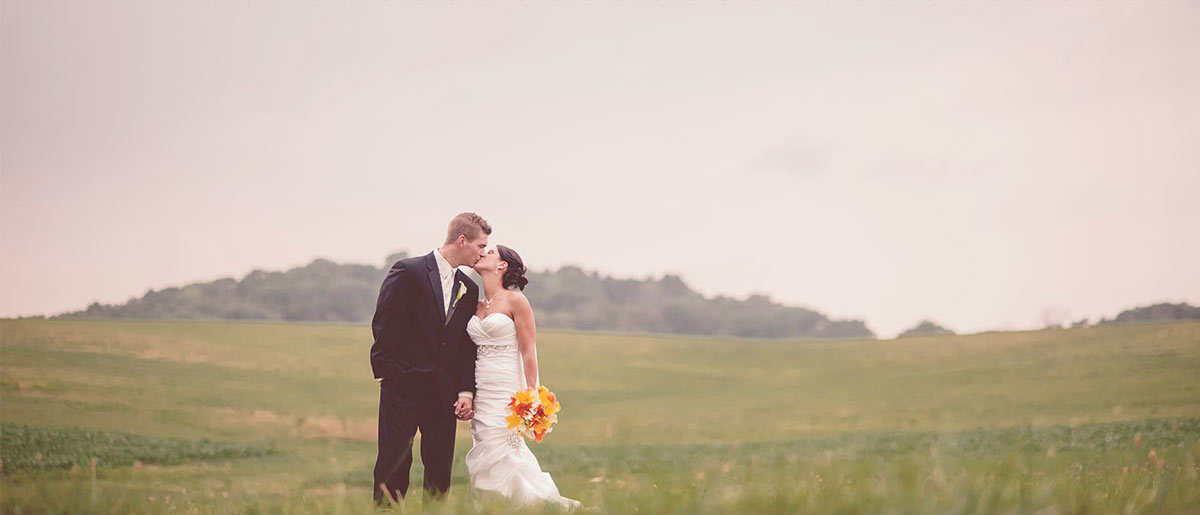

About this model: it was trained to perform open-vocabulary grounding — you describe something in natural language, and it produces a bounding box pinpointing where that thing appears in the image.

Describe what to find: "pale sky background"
[2,1,1197,338]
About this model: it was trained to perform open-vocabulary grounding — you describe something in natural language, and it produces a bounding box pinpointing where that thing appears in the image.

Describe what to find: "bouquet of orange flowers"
[505,385,561,442]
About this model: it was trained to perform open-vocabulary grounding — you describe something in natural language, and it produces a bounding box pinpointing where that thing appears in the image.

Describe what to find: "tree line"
[58,253,875,339]
[895,302,1200,338]
[53,253,1199,339]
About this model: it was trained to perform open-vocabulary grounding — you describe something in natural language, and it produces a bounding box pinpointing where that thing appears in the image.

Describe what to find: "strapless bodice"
[468,313,517,346]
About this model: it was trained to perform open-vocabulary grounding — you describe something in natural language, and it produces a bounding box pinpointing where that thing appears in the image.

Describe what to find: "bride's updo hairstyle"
[497,245,528,291]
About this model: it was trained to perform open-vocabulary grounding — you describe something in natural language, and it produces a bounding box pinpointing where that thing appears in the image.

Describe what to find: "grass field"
[2,318,1199,513]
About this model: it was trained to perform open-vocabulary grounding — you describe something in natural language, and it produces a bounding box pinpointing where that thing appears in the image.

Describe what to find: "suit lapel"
[445,274,462,327]
[444,270,477,327]
[424,252,446,326]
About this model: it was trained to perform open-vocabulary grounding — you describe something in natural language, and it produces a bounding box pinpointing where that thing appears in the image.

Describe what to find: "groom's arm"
[455,270,482,400]
[452,284,477,420]
[454,286,478,398]
[370,262,413,380]
[454,340,477,398]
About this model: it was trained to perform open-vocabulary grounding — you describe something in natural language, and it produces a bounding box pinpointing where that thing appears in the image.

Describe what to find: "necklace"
[483,294,495,309]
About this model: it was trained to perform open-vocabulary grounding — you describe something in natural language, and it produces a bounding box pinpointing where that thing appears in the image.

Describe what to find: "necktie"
[446,275,461,317]
[442,272,453,315]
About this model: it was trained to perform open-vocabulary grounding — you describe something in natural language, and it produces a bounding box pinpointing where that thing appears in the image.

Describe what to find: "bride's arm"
[511,293,540,389]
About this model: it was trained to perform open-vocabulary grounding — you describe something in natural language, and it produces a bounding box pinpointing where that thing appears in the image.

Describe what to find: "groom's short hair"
[445,212,492,244]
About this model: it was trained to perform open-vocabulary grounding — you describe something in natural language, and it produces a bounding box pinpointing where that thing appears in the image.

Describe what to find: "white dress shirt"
[435,249,475,401]
[433,248,456,315]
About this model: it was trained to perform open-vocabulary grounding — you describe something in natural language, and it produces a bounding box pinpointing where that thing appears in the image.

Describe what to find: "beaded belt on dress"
[476,344,516,357]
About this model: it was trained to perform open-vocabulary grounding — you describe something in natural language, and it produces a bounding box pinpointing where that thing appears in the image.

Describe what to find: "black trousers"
[373,381,457,505]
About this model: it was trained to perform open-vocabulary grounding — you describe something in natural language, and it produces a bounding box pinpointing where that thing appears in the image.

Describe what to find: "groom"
[370,212,490,504]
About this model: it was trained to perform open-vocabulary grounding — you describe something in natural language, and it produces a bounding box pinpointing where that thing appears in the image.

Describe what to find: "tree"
[1101,302,1200,325]
[383,251,409,268]
[897,320,955,338]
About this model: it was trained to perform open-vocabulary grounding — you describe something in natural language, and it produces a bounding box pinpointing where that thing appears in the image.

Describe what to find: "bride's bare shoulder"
[505,289,532,311]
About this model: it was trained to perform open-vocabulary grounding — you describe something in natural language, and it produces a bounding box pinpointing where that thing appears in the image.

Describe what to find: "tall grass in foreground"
[5,418,1198,513]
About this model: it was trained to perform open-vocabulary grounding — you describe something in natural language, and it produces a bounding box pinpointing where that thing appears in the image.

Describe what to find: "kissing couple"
[369,212,580,510]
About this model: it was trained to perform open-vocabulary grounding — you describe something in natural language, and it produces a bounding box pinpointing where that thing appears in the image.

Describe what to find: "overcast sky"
[3,1,1197,337]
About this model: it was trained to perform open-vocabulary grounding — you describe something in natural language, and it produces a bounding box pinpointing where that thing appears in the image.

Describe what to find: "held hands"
[453,396,475,420]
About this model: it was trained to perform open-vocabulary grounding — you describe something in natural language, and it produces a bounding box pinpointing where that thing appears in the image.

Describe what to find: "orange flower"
[510,388,536,417]
[505,413,524,431]
[537,387,562,415]
[513,388,536,407]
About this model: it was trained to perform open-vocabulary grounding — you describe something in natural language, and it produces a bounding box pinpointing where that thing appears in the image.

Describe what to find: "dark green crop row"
[0,423,278,474]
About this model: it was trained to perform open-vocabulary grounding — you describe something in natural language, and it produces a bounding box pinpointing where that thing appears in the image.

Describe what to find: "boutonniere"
[452,280,467,309]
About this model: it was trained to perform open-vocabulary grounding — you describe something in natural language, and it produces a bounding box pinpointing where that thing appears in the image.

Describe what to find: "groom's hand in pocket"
[453,396,474,420]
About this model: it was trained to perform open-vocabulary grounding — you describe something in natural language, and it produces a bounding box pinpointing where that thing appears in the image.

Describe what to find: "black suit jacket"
[370,252,478,404]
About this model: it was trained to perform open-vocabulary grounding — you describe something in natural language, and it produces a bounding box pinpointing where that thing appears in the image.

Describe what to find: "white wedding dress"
[464,312,580,510]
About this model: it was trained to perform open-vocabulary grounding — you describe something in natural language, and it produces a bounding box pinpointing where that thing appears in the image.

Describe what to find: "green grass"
[1,318,1199,512]
[1,423,278,473]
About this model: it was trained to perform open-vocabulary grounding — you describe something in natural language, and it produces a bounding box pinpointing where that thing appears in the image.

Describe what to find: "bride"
[464,245,580,510]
